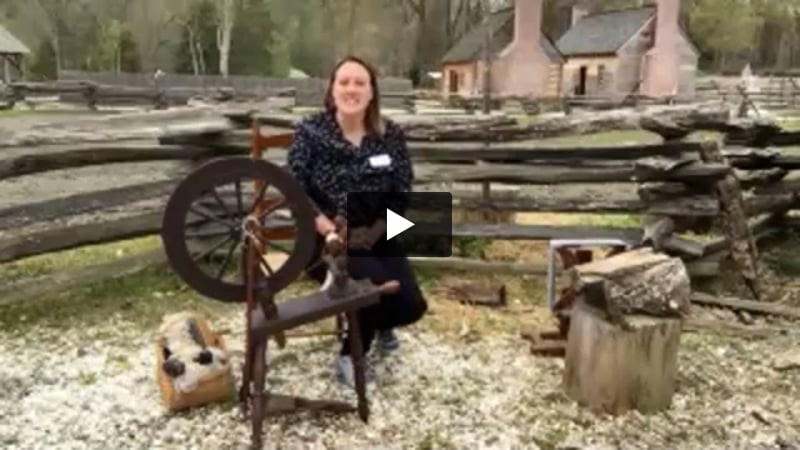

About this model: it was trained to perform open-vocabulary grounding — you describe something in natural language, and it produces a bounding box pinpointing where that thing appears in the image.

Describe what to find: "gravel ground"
[1,300,798,450]
[2,107,799,449]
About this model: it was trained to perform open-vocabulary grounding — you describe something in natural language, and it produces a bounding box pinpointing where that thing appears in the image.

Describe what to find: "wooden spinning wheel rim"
[160,156,316,302]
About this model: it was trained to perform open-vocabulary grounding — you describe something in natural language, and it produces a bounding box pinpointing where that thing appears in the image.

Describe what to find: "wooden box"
[154,315,235,412]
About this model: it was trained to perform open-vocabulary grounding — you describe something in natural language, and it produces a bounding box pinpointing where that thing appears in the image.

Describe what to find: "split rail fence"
[1,103,799,306]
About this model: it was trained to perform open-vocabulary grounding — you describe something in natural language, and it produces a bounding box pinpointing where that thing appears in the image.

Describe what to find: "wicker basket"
[154,315,235,412]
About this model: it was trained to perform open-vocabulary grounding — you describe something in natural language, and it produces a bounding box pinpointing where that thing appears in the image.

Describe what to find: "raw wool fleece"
[158,311,230,393]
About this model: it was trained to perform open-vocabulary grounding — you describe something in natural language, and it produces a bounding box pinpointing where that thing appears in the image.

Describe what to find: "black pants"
[305,236,428,355]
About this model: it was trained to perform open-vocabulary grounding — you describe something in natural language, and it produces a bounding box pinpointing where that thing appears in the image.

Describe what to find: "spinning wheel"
[159,126,395,450]
[160,156,317,302]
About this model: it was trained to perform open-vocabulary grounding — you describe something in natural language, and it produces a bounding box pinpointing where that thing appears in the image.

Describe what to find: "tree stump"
[562,247,690,415]
[564,304,683,414]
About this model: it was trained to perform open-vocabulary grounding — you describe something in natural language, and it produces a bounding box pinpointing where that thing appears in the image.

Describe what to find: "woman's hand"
[315,214,337,236]
[348,220,386,250]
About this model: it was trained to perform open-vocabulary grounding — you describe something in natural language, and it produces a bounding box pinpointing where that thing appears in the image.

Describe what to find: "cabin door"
[575,66,588,96]
[448,70,459,93]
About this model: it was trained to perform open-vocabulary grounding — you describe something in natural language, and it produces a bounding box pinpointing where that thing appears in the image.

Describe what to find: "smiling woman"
[286,55,428,388]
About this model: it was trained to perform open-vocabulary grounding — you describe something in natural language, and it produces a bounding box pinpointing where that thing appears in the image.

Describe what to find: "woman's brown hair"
[323,55,384,136]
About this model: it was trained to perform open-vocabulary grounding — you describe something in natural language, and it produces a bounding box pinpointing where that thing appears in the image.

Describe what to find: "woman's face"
[331,61,373,118]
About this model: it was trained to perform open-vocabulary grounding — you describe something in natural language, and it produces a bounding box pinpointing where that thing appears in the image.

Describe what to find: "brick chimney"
[642,0,682,97]
[501,0,550,97]
[512,0,543,50]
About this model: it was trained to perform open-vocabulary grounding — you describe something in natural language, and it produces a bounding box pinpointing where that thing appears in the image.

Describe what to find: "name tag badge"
[368,154,392,168]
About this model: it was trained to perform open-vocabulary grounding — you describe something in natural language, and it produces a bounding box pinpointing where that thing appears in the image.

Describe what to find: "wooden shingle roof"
[441,7,562,64]
[556,7,655,56]
[0,24,30,54]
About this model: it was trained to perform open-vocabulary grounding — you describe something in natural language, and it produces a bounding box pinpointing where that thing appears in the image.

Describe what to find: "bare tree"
[216,0,236,76]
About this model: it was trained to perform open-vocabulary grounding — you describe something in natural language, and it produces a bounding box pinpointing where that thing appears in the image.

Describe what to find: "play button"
[386,208,415,240]
[345,191,452,257]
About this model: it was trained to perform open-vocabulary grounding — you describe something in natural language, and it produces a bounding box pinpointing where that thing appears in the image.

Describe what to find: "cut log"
[563,302,683,414]
[698,141,761,298]
[568,247,693,325]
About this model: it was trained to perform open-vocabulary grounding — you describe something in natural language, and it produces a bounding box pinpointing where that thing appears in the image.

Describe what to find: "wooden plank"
[414,161,731,185]
[0,144,235,181]
[682,317,787,339]
[690,292,800,320]
[699,142,761,298]
[0,178,183,231]
[171,130,703,162]
[0,211,164,263]
[0,109,238,148]
[729,155,800,170]
[409,256,718,277]
[701,209,786,256]
[0,248,167,305]
[450,223,705,258]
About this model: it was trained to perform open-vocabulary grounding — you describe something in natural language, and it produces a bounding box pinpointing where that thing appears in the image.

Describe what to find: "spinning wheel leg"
[249,331,268,449]
[345,311,369,423]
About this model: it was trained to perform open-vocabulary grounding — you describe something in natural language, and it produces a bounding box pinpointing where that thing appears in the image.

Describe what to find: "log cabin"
[557,0,699,101]
[0,24,28,83]
[439,0,564,99]
[439,0,698,102]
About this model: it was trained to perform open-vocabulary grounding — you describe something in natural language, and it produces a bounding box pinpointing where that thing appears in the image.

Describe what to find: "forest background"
[1,0,798,85]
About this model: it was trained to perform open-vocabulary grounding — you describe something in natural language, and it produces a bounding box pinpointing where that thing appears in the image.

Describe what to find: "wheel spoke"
[234,179,244,219]
[216,239,240,280]
[259,197,288,221]
[251,181,270,212]
[209,187,233,218]
[185,228,232,239]
[189,203,236,230]
[192,234,236,263]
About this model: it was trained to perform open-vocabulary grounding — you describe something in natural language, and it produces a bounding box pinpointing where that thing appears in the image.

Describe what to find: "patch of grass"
[416,270,552,342]
[515,212,640,228]
[452,236,492,258]
[78,371,98,386]
[0,236,161,283]
[416,430,456,450]
[763,231,800,276]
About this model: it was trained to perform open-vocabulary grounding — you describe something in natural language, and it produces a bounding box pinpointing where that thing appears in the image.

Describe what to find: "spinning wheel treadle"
[160,156,316,302]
